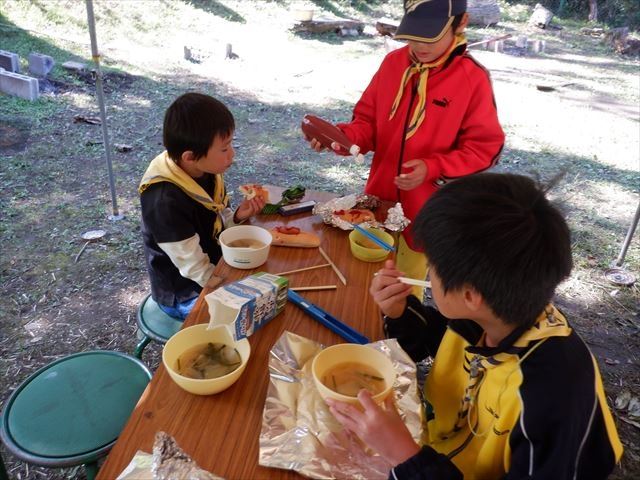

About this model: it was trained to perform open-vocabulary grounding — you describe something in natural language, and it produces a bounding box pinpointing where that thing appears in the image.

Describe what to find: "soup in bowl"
[311,343,396,405]
[219,225,272,269]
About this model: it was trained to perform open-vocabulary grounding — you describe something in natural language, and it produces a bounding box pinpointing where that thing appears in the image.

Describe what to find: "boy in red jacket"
[306,0,504,295]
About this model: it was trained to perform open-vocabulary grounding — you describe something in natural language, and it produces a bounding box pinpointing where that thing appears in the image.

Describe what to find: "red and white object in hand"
[301,114,365,163]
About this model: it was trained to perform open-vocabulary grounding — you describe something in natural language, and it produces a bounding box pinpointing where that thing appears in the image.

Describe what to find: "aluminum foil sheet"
[259,331,422,479]
[313,194,408,233]
[116,431,222,480]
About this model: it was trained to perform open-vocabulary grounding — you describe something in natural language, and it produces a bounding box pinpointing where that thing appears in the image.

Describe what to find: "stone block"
[28,53,55,77]
[0,71,39,101]
[0,50,20,73]
[62,60,86,72]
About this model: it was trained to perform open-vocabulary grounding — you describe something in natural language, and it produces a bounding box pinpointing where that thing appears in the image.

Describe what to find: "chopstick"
[290,285,337,292]
[275,263,330,276]
[318,247,347,285]
[373,272,432,288]
[351,224,395,251]
[398,276,431,288]
[287,290,369,344]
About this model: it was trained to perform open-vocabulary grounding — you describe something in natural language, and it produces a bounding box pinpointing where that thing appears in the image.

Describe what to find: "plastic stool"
[134,294,183,358]
[0,351,151,480]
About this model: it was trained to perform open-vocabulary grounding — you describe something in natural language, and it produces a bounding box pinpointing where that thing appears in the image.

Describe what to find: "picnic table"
[97,187,390,479]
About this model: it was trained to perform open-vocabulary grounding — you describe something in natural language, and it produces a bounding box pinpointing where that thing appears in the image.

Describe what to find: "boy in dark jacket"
[326,173,623,479]
[306,0,504,296]
[139,93,264,319]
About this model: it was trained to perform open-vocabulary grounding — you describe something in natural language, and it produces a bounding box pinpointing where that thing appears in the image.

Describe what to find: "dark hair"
[413,173,572,327]
[451,13,465,32]
[163,92,235,162]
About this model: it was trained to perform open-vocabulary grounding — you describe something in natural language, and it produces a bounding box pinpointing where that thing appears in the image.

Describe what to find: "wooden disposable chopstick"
[398,276,431,288]
[318,247,347,285]
[275,263,330,276]
[290,285,337,292]
[373,273,431,288]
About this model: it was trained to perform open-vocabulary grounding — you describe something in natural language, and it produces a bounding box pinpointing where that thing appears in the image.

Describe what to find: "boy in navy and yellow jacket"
[326,173,623,479]
[305,0,504,295]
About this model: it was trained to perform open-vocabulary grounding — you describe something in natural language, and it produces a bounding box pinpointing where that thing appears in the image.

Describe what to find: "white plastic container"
[219,225,272,269]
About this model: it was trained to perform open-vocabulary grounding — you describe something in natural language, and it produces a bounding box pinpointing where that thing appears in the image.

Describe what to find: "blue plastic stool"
[0,351,151,480]
[134,294,183,358]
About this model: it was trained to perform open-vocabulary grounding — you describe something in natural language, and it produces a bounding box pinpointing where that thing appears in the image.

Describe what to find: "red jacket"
[339,44,504,250]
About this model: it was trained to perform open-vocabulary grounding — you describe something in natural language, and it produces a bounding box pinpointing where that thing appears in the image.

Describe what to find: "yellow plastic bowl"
[163,324,250,395]
[311,343,396,405]
[348,228,394,263]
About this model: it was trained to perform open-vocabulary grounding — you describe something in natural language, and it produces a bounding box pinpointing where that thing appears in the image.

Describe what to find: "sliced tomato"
[275,226,301,235]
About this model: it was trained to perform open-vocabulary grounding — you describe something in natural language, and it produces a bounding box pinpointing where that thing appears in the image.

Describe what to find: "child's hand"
[235,197,266,222]
[394,159,427,190]
[326,390,420,466]
[370,260,412,318]
[306,137,341,154]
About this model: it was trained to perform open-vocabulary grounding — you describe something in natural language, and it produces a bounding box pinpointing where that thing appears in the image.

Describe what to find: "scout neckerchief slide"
[139,151,229,236]
[389,34,467,139]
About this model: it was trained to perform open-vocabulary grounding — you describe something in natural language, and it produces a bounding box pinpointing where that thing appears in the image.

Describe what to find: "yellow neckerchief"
[389,34,467,139]
[438,305,572,441]
[139,151,229,236]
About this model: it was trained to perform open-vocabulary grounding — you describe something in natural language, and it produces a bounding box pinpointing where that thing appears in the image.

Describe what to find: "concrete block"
[0,71,39,101]
[0,50,20,73]
[62,60,86,72]
[28,52,55,76]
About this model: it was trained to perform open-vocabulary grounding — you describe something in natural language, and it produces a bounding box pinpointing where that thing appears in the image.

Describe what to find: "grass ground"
[0,1,638,478]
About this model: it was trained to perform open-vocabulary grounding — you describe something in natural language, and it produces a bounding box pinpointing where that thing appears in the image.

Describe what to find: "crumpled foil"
[313,194,409,233]
[116,431,223,480]
[259,331,422,480]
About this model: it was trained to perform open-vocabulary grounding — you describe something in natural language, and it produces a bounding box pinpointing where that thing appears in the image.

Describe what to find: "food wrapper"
[313,193,409,233]
[259,331,422,479]
[206,272,288,340]
[116,431,222,480]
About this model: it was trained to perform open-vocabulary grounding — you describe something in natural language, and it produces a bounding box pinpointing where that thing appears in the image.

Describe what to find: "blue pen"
[287,290,369,344]
[351,224,395,251]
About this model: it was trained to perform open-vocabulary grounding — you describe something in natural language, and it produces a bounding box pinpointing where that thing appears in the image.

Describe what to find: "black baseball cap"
[395,0,467,43]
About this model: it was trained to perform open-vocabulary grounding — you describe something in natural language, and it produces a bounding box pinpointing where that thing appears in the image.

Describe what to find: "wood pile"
[292,16,364,36]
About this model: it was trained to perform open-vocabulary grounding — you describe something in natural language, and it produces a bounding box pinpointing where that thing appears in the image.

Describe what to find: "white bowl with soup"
[163,324,250,395]
[311,343,396,405]
[219,225,273,269]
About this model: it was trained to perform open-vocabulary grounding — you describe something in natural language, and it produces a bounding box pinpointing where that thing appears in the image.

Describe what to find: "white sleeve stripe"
[390,467,400,480]
[408,306,429,326]
[572,375,598,479]
[518,389,535,476]
[158,234,215,288]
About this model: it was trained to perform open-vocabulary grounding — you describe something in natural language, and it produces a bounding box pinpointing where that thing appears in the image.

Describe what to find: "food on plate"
[239,184,270,202]
[176,342,242,379]
[333,208,376,224]
[321,361,387,397]
[269,226,321,248]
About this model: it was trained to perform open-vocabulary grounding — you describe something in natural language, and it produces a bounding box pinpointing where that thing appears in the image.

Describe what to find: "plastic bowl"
[219,225,272,270]
[348,228,394,263]
[311,343,396,405]
[163,324,250,395]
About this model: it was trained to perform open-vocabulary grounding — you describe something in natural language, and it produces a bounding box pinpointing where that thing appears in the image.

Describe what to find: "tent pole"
[85,0,122,220]
[614,200,640,267]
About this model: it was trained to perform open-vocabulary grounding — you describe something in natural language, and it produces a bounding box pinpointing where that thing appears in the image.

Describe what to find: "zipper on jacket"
[396,80,419,201]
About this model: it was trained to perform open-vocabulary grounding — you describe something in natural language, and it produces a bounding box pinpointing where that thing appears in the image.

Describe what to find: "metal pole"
[614,199,640,267]
[85,0,122,220]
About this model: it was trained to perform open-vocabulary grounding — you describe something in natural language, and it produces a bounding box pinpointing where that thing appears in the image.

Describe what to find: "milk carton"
[205,272,288,340]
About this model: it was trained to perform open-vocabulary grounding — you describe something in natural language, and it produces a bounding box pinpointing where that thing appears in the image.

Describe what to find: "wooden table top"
[97,188,389,480]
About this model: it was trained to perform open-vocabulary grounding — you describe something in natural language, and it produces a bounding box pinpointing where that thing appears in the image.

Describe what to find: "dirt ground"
[0,1,638,479]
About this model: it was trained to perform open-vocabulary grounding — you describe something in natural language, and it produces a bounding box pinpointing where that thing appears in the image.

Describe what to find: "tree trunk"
[588,0,598,22]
